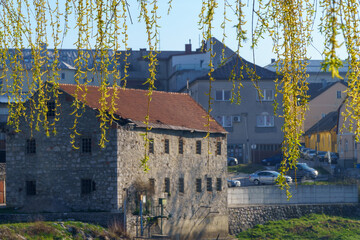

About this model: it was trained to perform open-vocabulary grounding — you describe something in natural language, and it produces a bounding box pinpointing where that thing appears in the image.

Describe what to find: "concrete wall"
[229,204,360,235]
[228,185,358,206]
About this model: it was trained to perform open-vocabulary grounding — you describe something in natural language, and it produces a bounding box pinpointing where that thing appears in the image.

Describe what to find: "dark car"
[325,152,338,164]
[227,157,238,166]
[317,151,327,162]
[261,154,283,166]
[289,163,318,180]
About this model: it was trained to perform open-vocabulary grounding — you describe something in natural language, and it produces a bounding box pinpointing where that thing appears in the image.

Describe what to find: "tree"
[0,0,358,192]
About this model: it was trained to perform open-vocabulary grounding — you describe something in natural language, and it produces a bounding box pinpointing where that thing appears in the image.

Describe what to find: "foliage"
[0,0,359,192]
[237,214,360,240]
[0,221,129,239]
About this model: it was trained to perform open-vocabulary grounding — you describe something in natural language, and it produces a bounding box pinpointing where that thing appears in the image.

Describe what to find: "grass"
[0,221,130,239]
[228,163,266,174]
[237,214,360,240]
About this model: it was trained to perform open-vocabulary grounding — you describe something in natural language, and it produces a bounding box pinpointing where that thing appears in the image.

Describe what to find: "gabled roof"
[58,84,226,134]
[195,56,278,81]
[308,81,347,101]
[305,111,338,135]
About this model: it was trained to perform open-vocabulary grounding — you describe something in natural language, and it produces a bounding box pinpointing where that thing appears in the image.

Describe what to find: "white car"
[249,170,292,185]
[227,179,241,187]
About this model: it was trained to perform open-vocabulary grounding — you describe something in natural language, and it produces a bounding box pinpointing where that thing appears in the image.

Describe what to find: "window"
[26,138,36,154]
[215,90,231,101]
[26,181,36,195]
[81,179,96,195]
[149,138,154,154]
[82,138,92,153]
[215,116,232,127]
[164,178,170,193]
[207,178,212,192]
[47,101,55,117]
[196,178,202,192]
[256,113,274,127]
[196,140,201,154]
[0,108,8,123]
[164,139,169,154]
[216,142,222,155]
[178,139,183,154]
[61,73,65,79]
[257,89,274,101]
[179,178,184,193]
[216,178,222,191]
[337,91,341,99]
[149,178,155,193]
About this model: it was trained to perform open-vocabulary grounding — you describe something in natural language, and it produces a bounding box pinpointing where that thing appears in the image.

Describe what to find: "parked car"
[249,170,292,185]
[317,151,327,162]
[227,157,238,166]
[304,149,317,160]
[288,162,318,180]
[261,154,283,166]
[227,179,241,187]
[300,148,310,158]
[325,152,339,164]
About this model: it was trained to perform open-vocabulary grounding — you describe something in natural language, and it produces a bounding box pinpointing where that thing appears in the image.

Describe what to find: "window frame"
[337,90,342,99]
[178,139,184,154]
[47,101,56,117]
[257,89,275,101]
[149,138,154,154]
[215,90,231,101]
[196,140,202,154]
[215,115,232,127]
[216,142,222,155]
[179,177,184,193]
[81,179,96,195]
[164,139,169,154]
[196,178,202,193]
[206,178,212,192]
[26,180,36,196]
[216,178,222,191]
[256,113,275,127]
[81,137,92,154]
[164,178,170,193]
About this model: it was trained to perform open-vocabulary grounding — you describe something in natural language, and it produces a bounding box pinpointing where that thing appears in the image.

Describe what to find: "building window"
[0,107,8,123]
[149,138,154,154]
[215,116,232,127]
[337,91,341,99]
[47,101,55,117]
[196,178,202,193]
[164,178,170,193]
[215,90,231,101]
[149,178,155,194]
[179,139,183,154]
[81,179,96,195]
[257,89,274,101]
[26,181,36,195]
[207,178,212,192]
[196,140,201,154]
[61,73,65,79]
[216,178,222,191]
[179,177,184,193]
[216,142,222,155]
[82,138,92,153]
[164,139,169,154]
[26,138,36,154]
[256,113,274,127]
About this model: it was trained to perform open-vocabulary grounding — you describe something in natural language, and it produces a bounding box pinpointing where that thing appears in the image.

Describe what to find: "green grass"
[0,221,129,239]
[237,214,360,240]
[228,163,265,174]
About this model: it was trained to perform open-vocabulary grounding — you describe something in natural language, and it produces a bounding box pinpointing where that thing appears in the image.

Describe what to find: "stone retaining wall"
[229,204,360,235]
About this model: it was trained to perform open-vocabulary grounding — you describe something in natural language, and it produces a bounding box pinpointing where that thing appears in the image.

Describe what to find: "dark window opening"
[81,179,96,195]
[196,178,202,193]
[61,73,65,79]
[149,138,154,154]
[179,178,184,193]
[196,140,201,154]
[82,138,92,153]
[216,142,221,155]
[149,178,155,194]
[164,178,170,193]
[26,181,36,195]
[216,178,222,191]
[164,139,169,154]
[207,178,212,192]
[47,101,56,117]
[179,139,183,154]
[26,139,36,154]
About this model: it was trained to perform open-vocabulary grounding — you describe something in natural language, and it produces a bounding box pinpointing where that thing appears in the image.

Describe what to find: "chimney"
[271,58,276,63]
[185,39,192,54]
[140,48,146,57]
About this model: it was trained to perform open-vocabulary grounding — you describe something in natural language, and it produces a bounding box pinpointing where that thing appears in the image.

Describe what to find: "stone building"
[6,84,228,239]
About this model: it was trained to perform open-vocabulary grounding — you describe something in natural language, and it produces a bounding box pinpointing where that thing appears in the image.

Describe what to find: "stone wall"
[229,204,360,235]
[229,185,358,206]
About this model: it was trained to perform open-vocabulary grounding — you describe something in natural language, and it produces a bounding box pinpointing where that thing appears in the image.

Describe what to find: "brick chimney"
[185,39,192,54]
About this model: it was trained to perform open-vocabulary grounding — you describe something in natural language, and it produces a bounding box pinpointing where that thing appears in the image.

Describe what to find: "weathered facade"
[6,84,228,239]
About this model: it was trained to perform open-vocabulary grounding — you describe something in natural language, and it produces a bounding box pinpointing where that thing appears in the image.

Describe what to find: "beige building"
[184,57,283,163]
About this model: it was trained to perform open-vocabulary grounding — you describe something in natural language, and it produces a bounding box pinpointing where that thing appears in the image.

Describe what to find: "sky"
[46,1,348,67]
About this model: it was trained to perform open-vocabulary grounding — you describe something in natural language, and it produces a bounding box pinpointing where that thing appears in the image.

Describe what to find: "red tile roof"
[58,84,226,134]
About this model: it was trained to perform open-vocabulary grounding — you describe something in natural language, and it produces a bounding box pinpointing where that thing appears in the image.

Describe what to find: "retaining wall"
[228,185,358,206]
[229,204,360,235]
